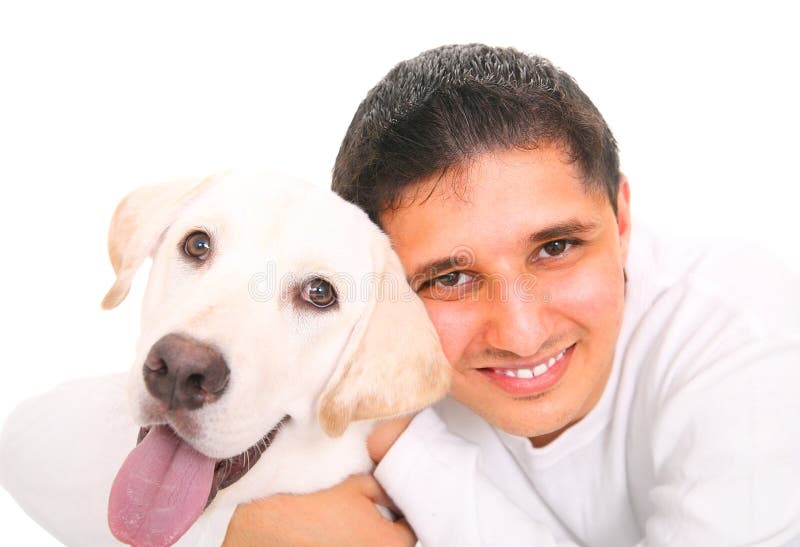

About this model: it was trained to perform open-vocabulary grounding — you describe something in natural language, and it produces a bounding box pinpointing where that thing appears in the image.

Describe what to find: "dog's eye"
[183,231,211,260]
[301,278,337,308]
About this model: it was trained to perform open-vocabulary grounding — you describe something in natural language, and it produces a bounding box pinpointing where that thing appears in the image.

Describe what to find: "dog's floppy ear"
[318,234,451,438]
[101,176,212,310]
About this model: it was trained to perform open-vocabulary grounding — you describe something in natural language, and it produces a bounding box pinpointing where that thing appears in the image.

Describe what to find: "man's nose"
[482,280,549,357]
[142,333,230,410]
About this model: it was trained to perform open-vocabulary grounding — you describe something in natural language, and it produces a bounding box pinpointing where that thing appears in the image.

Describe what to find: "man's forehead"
[383,153,603,221]
[379,147,613,275]
[385,145,600,208]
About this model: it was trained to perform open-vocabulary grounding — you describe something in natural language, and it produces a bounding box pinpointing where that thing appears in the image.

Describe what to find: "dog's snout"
[143,334,230,410]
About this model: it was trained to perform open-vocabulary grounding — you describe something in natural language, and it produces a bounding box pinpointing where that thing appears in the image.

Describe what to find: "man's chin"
[448,386,571,440]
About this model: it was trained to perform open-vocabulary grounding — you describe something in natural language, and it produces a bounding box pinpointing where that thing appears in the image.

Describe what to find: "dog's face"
[102,172,449,545]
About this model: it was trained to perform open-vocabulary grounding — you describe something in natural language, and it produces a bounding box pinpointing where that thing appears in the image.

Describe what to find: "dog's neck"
[208,418,376,509]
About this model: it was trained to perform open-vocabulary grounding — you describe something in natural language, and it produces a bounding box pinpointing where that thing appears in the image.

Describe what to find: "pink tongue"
[108,426,216,546]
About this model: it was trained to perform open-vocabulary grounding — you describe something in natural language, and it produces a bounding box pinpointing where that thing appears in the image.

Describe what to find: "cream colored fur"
[0,172,450,546]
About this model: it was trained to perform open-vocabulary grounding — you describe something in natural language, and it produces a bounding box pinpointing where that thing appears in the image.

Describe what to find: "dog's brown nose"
[143,334,230,410]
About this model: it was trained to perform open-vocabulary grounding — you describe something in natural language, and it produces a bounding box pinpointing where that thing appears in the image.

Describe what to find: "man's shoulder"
[621,225,800,406]
[627,225,799,341]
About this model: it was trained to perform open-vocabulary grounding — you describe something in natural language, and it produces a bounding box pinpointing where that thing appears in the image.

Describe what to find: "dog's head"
[102,172,449,545]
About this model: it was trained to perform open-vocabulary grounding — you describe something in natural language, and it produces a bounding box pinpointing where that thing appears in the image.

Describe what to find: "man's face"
[380,145,631,445]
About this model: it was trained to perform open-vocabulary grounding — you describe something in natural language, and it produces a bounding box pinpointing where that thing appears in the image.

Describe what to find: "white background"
[1,1,797,543]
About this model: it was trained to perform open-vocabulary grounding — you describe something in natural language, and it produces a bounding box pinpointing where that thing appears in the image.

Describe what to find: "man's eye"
[428,272,475,288]
[431,271,473,288]
[538,239,573,258]
[417,271,478,300]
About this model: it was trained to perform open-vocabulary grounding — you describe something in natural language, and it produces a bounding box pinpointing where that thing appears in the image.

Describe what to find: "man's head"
[332,43,620,225]
[332,44,630,446]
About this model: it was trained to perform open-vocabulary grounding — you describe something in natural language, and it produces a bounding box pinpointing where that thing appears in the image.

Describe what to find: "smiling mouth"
[478,344,576,396]
[109,415,291,546]
[485,345,573,379]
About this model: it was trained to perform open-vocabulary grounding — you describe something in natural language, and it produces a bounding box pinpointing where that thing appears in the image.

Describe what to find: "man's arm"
[222,417,416,546]
[222,474,415,547]
[225,411,570,547]
[0,374,137,546]
[373,408,579,547]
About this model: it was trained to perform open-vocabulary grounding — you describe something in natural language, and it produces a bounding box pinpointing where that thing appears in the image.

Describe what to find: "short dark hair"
[332,44,620,225]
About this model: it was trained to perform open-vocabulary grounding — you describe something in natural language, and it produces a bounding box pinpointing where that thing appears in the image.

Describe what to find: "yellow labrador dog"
[0,172,449,546]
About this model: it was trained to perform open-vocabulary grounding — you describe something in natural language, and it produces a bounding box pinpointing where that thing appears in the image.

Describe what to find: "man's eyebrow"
[526,219,600,244]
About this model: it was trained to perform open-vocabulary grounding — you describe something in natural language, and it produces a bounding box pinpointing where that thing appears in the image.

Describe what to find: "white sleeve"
[0,374,137,546]
[633,338,800,547]
[0,373,221,547]
[0,375,269,547]
[374,408,579,547]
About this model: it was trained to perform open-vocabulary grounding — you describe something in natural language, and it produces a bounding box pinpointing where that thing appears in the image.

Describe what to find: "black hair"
[332,44,620,225]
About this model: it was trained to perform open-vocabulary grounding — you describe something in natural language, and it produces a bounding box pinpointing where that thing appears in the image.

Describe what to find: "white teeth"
[493,346,570,379]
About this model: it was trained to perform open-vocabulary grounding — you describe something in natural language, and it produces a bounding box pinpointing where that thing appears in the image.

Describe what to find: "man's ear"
[101,176,213,310]
[317,234,451,438]
[616,174,632,263]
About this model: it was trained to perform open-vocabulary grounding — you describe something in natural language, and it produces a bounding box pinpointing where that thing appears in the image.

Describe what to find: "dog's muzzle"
[108,333,290,546]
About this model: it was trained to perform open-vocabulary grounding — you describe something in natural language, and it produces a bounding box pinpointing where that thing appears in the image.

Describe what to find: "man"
[224,44,800,545]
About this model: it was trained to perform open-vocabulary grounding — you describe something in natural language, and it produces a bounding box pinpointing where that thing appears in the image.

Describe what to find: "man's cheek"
[423,302,475,365]
[549,263,623,323]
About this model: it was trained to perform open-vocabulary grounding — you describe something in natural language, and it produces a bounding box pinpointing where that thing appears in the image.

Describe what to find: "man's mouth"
[108,415,290,547]
[486,345,570,378]
[479,344,575,396]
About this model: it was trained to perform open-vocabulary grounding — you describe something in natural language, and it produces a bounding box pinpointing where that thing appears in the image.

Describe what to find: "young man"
[224,44,800,545]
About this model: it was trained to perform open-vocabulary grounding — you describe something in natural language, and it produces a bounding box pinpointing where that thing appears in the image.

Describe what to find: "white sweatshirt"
[375,226,800,547]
